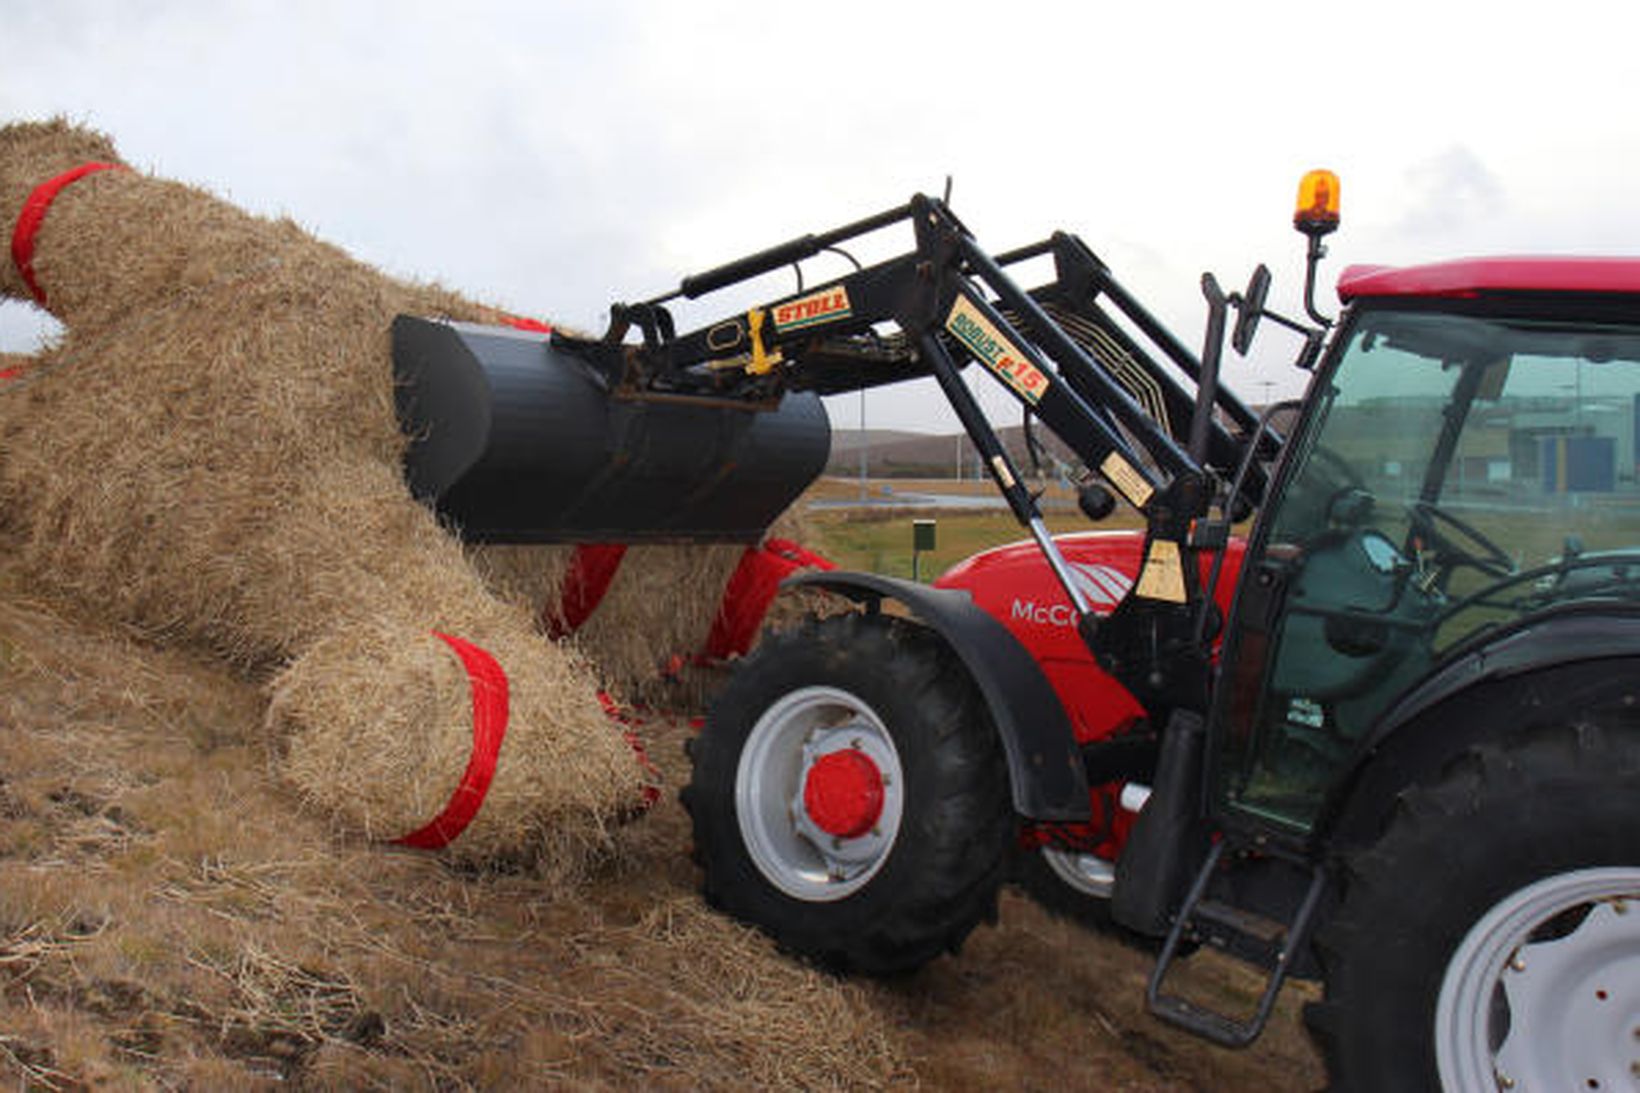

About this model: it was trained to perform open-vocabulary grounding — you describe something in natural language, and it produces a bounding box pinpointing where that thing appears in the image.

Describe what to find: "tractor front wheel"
[682,613,1012,975]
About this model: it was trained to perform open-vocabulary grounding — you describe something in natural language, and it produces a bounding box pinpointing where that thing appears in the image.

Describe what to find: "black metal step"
[1144,841,1328,1049]
[1189,897,1290,965]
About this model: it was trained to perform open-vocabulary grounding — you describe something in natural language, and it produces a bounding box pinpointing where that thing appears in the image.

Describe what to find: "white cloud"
[4,0,1640,429]
[1389,146,1506,240]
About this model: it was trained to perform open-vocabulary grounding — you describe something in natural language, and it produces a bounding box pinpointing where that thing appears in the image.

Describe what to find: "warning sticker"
[944,295,1049,404]
[1135,539,1187,603]
[1099,452,1155,509]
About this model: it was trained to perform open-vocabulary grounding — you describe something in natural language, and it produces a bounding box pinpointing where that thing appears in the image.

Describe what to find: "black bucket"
[392,316,831,544]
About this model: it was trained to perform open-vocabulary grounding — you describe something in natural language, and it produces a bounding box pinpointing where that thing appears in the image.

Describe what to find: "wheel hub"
[802,747,885,839]
[734,686,905,902]
[1494,897,1640,1091]
[1437,869,1640,1092]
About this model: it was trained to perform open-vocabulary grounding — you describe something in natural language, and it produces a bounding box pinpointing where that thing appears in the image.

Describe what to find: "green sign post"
[912,519,937,581]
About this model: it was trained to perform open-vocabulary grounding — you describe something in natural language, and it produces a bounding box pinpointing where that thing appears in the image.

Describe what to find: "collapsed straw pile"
[0,118,802,866]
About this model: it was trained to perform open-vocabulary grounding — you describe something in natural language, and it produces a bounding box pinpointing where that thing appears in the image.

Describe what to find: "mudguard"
[786,570,1091,822]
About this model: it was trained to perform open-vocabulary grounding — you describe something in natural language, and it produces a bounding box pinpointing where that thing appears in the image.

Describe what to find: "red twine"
[10,161,127,308]
[544,544,628,639]
[394,632,511,850]
[596,689,663,811]
[702,537,835,661]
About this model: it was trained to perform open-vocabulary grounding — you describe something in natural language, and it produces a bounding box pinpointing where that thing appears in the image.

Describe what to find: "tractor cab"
[1216,275,1640,836]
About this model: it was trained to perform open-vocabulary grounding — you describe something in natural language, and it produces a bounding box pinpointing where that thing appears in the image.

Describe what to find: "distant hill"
[825,424,1081,479]
[824,404,1290,479]
[826,429,929,455]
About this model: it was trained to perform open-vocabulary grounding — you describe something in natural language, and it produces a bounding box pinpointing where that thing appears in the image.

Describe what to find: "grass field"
[801,476,1145,580]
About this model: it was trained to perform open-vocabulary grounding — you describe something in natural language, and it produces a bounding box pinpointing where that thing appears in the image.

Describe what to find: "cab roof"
[1337,257,1640,302]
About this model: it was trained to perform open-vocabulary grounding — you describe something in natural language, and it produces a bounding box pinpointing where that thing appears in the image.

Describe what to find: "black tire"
[681,613,1012,975]
[1306,721,1640,1091]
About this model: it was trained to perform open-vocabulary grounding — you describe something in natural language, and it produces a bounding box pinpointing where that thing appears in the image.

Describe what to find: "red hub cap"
[802,749,885,839]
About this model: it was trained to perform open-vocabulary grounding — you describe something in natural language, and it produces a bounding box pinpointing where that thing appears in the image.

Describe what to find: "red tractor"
[405,174,1640,1090]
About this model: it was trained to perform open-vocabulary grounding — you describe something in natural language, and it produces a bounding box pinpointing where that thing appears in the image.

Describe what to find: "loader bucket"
[392,316,830,543]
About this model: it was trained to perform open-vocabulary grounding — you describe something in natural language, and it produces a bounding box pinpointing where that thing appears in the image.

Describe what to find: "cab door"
[1213,303,1640,836]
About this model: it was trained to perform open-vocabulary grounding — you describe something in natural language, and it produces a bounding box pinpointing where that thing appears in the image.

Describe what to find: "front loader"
[404,175,1640,1090]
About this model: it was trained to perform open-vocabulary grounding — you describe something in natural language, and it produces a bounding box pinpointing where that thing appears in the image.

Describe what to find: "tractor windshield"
[1217,305,1640,834]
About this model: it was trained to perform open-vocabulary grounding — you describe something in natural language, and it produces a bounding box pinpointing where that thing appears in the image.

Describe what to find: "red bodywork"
[1337,256,1640,301]
[934,530,1247,855]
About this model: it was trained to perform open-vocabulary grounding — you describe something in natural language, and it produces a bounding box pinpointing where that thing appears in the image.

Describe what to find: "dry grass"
[0,577,1325,1091]
[0,584,910,1089]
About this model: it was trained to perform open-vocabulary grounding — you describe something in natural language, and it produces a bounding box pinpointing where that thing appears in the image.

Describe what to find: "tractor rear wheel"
[1307,721,1640,1091]
[682,612,1012,975]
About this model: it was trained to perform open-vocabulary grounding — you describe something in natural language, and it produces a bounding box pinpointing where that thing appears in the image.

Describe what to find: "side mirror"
[1231,264,1271,356]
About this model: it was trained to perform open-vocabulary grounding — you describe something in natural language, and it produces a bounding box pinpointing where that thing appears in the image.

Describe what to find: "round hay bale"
[568,541,748,698]
[0,118,664,864]
[267,618,643,869]
[468,542,579,620]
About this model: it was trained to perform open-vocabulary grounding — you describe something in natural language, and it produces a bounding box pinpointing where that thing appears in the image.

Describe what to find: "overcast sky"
[4,0,1638,434]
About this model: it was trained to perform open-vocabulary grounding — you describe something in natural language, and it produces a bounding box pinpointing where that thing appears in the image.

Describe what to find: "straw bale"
[471,503,836,708]
[267,617,639,870]
[468,542,579,617]
[571,542,747,693]
[0,118,659,863]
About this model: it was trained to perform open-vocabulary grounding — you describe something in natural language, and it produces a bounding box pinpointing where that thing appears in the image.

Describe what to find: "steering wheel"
[1407,500,1515,579]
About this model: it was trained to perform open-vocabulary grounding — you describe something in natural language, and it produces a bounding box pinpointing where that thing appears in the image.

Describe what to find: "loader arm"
[557,194,1268,714]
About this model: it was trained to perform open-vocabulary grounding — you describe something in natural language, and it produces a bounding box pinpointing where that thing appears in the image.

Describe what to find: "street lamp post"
[858,387,867,500]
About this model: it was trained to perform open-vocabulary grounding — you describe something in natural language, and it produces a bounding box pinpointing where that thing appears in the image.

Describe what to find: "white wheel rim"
[735,685,905,902]
[1040,847,1116,900]
[1436,867,1640,1092]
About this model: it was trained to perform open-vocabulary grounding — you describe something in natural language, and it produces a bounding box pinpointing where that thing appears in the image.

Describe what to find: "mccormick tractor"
[398,174,1640,1090]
